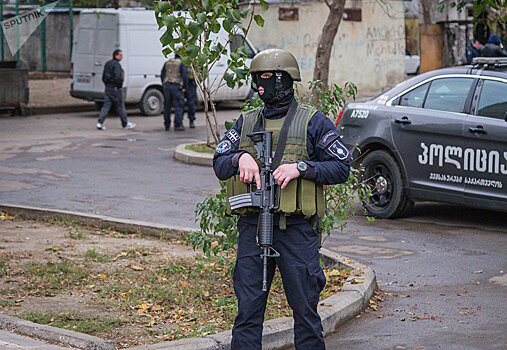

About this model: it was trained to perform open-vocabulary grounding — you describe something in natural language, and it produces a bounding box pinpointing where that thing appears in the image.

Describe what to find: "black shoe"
[189,120,195,129]
[165,127,170,131]
[174,125,185,131]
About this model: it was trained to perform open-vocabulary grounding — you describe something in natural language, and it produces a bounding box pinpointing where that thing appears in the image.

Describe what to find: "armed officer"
[161,54,188,131]
[213,49,350,350]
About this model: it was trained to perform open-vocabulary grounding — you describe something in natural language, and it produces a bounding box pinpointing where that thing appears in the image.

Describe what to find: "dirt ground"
[0,215,348,348]
[28,78,92,108]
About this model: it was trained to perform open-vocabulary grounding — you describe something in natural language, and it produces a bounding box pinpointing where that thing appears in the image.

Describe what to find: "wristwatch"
[297,161,307,177]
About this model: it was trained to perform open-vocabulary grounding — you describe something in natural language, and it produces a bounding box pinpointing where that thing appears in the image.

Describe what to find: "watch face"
[298,162,307,172]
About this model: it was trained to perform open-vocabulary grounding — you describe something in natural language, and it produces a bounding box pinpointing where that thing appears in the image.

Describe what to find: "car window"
[400,82,429,108]
[423,77,474,113]
[477,79,507,120]
[230,34,255,59]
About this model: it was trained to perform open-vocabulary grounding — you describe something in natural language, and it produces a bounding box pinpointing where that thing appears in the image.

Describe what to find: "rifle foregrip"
[258,211,273,247]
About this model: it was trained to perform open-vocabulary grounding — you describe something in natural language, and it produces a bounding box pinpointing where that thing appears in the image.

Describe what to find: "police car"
[338,58,507,218]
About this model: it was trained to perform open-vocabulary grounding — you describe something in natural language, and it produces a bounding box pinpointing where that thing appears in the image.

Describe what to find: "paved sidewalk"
[0,330,70,349]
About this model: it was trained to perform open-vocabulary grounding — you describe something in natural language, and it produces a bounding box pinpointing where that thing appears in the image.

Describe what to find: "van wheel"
[360,150,413,219]
[140,88,163,116]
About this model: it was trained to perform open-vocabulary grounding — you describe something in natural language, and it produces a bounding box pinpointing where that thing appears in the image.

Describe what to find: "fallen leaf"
[473,270,483,274]
[319,302,332,307]
[113,252,128,261]
[129,265,144,271]
[45,247,62,251]
[100,274,107,279]
[179,280,190,288]
[351,279,364,284]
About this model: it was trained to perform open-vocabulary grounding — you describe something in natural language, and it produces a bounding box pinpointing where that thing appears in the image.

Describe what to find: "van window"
[77,29,94,54]
[423,77,473,113]
[230,34,255,59]
[400,82,429,108]
[477,79,507,120]
[97,29,116,56]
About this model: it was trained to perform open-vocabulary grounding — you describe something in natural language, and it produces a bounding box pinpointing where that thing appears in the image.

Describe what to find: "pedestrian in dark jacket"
[466,39,482,64]
[480,34,507,58]
[161,54,188,131]
[97,49,135,130]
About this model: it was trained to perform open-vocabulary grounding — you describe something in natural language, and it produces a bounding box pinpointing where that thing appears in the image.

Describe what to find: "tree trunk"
[312,0,346,104]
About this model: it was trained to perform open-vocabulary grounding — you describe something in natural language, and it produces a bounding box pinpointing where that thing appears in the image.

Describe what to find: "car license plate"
[76,76,91,84]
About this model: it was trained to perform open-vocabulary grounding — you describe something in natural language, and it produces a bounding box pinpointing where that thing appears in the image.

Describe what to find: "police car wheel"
[360,150,413,219]
[140,88,164,116]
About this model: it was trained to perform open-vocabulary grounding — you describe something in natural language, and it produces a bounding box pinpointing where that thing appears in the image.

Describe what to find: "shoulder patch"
[225,129,240,146]
[216,140,232,154]
[318,130,339,149]
[326,139,349,160]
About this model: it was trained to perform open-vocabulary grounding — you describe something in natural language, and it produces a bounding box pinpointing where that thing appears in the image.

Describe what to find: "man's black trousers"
[185,81,197,122]
[231,218,326,350]
[163,83,184,129]
[98,86,128,127]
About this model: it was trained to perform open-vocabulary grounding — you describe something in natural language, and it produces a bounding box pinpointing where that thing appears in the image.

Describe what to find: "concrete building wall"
[243,0,406,96]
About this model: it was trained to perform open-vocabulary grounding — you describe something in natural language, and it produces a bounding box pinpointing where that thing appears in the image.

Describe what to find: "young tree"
[311,0,346,104]
[154,0,269,146]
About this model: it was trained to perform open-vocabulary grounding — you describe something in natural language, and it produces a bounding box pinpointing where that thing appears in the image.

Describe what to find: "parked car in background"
[405,50,420,75]
[338,57,507,218]
[70,8,257,115]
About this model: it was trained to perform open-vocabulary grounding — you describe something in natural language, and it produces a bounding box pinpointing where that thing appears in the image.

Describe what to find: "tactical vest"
[163,59,182,85]
[226,104,326,219]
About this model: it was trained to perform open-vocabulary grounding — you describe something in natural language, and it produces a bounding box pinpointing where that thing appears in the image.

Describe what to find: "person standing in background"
[161,54,188,131]
[480,34,507,57]
[97,49,135,130]
[185,66,198,129]
[466,38,482,64]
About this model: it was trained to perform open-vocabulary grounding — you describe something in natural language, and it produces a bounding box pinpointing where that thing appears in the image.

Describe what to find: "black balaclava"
[253,71,294,114]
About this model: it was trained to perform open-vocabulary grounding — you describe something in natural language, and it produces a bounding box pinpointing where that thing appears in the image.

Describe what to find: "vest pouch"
[298,179,316,216]
[226,175,251,216]
[279,179,297,214]
[316,184,326,218]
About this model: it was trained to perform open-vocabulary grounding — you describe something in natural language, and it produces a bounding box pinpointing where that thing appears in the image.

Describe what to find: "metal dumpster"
[0,60,29,114]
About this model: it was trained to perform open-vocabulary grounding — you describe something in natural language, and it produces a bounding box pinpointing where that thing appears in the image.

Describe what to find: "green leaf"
[197,53,208,65]
[185,44,200,58]
[224,72,235,88]
[153,1,159,13]
[227,9,240,21]
[240,7,250,18]
[224,120,235,131]
[259,0,269,12]
[213,4,226,16]
[162,47,172,57]
[196,13,207,24]
[160,29,173,46]
[223,19,234,33]
[188,21,203,37]
[202,0,212,12]
[158,1,169,13]
[253,14,264,27]
[180,56,191,66]
[210,22,221,33]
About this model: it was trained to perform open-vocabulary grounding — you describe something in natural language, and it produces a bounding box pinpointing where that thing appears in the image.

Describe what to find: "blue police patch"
[319,130,339,148]
[216,140,232,154]
[225,129,240,146]
[326,139,349,160]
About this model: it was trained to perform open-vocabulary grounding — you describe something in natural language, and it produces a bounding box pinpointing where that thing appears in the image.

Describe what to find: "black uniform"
[98,58,128,127]
[213,99,350,349]
[161,61,189,129]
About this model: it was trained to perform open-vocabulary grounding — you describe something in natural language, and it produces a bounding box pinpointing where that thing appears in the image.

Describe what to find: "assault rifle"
[228,131,280,291]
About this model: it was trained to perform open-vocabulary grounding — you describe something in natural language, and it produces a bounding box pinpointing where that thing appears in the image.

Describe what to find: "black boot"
[189,120,195,129]
[174,125,185,131]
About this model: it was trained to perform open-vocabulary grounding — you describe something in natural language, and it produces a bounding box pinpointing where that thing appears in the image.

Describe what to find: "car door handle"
[395,116,411,125]
[468,125,487,134]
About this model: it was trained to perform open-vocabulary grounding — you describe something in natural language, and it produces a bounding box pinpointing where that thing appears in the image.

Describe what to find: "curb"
[174,143,213,167]
[127,249,376,350]
[0,205,376,350]
[0,204,193,240]
[0,313,114,350]
[27,104,96,116]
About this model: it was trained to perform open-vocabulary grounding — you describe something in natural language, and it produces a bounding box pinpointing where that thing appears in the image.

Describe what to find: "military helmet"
[249,49,301,81]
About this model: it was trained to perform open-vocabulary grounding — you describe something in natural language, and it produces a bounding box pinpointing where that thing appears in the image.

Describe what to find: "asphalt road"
[1,110,506,350]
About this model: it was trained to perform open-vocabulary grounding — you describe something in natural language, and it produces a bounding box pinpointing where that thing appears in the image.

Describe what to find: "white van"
[70,8,257,115]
